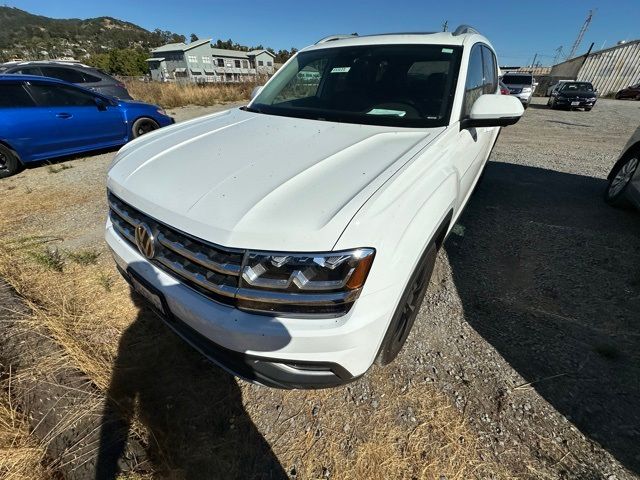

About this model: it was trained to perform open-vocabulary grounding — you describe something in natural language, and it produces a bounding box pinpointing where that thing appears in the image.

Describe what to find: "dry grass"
[0,372,49,480]
[0,154,514,478]
[125,80,254,108]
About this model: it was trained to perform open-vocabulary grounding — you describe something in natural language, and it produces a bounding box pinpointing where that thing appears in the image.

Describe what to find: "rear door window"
[0,83,36,107]
[15,66,44,76]
[80,71,103,83]
[27,83,97,107]
[40,66,86,83]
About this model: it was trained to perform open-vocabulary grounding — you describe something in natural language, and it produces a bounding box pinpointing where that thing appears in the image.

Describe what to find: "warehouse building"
[548,40,640,96]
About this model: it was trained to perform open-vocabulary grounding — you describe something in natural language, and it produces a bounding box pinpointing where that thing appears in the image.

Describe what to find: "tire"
[549,98,556,109]
[0,143,22,179]
[615,93,622,100]
[605,149,639,207]
[131,117,160,139]
[584,107,592,111]
[376,243,438,366]
[523,103,529,110]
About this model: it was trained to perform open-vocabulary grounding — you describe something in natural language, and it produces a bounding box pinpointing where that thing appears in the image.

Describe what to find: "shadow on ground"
[446,162,640,473]
[96,273,288,480]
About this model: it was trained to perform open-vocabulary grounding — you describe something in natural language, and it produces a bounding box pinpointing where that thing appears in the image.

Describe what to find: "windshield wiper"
[241,105,263,114]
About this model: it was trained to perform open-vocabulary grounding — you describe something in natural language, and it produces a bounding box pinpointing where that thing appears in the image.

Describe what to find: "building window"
[267,61,273,66]
[234,59,241,68]
[242,60,249,68]
[202,56,211,64]
[188,55,197,63]
[258,60,264,66]
[217,58,224,67]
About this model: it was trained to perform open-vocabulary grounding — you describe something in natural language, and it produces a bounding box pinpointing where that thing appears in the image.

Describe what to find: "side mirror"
[461,94,524,130]
[533,82,539,87]
[251,86,264,100]
[95,97,108,111]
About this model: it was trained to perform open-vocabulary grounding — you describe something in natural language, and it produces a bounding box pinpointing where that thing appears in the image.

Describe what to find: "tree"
[190,33,199,43]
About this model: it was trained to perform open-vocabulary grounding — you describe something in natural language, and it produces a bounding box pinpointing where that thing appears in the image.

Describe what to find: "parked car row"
[0,75,173,178]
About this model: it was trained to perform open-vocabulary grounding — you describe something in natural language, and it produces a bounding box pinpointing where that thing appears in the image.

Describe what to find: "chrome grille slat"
[155,256,236,298]
[157,233,240,276]
[108,200,139,227]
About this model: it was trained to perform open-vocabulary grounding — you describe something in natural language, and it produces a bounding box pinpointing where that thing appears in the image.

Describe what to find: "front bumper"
[554,98,596,108]
[106,222,398,388]
[512,92,533,104]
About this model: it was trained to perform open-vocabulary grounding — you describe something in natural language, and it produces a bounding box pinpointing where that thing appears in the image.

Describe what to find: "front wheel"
[131,117,160,139]
[376,243,437,366]
[605,150,639,207]
[0,144,22,179]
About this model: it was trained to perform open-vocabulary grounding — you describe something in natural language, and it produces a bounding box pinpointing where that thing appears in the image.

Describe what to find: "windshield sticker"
[441,48,453,54]
[330,66,351,73]
[367,108,406,117]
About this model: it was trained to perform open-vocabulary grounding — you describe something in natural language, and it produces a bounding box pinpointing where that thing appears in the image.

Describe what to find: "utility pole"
[568,10,594,59]
[442,20,448,32]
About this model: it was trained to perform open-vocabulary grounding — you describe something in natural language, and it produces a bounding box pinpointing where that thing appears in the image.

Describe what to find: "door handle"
[56,113,72,119]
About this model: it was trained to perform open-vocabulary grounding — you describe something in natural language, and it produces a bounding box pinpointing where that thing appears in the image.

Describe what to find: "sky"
[6,0,640,66]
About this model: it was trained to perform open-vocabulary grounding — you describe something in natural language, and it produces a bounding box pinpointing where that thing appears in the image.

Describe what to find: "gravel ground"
[1,97,639,478]
[405,97,640,478]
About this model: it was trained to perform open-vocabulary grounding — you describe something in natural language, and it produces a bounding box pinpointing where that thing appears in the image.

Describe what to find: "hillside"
[0,6,184,62]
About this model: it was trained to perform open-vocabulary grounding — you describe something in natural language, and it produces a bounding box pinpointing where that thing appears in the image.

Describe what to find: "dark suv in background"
[0,61,132,99]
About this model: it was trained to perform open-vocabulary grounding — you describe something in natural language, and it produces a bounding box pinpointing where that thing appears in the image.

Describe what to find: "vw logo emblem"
[135,223,156,259]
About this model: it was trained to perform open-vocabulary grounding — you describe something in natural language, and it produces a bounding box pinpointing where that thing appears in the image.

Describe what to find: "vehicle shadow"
[445,161,640,473]
[525,102,550,109]
[95,265,288,480]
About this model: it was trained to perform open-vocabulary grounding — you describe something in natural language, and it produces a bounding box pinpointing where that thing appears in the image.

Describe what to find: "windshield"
[502,75,533,85]
[250,44,463,128]
[560,82,594,92]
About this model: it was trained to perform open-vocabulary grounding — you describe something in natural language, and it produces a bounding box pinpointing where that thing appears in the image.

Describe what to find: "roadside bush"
[124,80,255,108]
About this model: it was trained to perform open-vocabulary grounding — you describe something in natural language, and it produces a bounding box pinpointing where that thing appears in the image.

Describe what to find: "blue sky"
[7,0,640,66]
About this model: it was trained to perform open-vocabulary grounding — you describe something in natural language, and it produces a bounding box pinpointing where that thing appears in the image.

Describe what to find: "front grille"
[108,192,243,306]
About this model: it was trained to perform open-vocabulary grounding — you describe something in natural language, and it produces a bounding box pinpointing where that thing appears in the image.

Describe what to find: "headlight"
[157,108,166,116]
[238,248,375,316]
[521,87,532,93]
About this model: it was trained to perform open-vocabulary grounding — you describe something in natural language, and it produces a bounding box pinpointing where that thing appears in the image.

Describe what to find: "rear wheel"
[131,117,160,139]
[0,144,21,179]
[376,243,438,366]
[605,150,639,207]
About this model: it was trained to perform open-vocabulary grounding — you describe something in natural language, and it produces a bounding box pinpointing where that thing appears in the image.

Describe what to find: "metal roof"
[151,38,212,53]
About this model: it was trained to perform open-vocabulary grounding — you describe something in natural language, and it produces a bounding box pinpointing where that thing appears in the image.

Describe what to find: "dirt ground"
[0,97,639,479]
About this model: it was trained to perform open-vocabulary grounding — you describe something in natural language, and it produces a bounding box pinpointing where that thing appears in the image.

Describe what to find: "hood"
[108,108,441,251]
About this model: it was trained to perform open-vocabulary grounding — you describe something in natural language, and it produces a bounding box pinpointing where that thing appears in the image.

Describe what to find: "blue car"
[0,75,174,178]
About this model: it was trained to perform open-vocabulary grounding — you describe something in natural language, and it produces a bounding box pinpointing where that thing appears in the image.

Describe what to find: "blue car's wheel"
[132,117,160,139]
[0,144,21,179]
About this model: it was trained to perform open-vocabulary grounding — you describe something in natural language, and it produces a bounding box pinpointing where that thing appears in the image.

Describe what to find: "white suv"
[106,26,523,388]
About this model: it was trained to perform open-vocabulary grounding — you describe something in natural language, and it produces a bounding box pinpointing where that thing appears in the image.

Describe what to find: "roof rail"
[315,34,358,44]
[452,25,480,36]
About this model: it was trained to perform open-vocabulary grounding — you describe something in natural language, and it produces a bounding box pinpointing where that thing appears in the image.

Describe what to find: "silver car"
[0,60,133,99]
[605,126,640,208]
[501,72,536,109]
